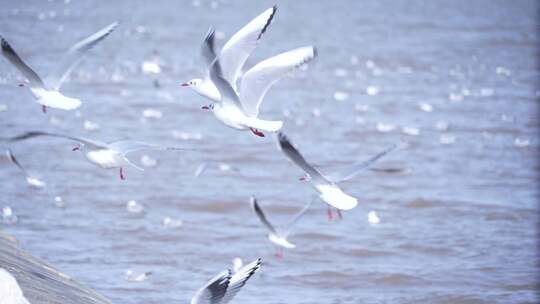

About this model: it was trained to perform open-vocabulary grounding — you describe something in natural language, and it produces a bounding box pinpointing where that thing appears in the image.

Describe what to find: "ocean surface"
[0,0,538,303]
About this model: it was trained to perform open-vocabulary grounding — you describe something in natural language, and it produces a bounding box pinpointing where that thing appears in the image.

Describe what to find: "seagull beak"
[72,146,80,151]
[180,82,190,87]
[299,176,306,181]
[201,105,210,110]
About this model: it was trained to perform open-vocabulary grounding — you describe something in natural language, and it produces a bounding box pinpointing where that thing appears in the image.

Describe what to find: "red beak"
[201,106,210,110]
[180,82,189,87]
[299,176,306,181]
[72,146,80,151]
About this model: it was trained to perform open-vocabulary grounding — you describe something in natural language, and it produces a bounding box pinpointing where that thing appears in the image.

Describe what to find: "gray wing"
[328,143,398,183]
[201,27,217,68]
[203,30,245,110]
[45,22,119,90]
[276,132,329,186]
[191,270,231,304]
[1,36,46,90]
[0,131,106,149]
[106,140,192,154]
[5,149,28,176]
[250,197,276,234]
[220,258,262,304]
[283,199,312,237]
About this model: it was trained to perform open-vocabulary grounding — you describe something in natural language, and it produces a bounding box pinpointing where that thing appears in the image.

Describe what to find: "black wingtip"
[257,5,277,40]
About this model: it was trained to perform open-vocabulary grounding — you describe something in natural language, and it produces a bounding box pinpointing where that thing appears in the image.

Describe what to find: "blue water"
[0,1,538,303]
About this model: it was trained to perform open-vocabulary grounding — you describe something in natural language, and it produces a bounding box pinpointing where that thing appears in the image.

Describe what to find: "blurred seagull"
[2,131,192,180]
[0,268,31,304]
[276,132,358,221]
[299,143,398,182]
[0,22,118,113]
[191,258,262,304]
[251,197,311,258]
[5,149,46,188]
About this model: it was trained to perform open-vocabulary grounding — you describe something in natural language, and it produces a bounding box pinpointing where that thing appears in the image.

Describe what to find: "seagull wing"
[0,131,106,149]
[0,36,46,90]
[327,143,398,183]
[106,140,192,155]
[250,197,277,234]
[276,132,330,186]
[283,199,312,238]
[190,270,231,304]
[204,32,244,110]
[5,149,28,176]
[219,6,277,91]
[240,46,316,117]
[220,258,262,304]
[45,22,119,90]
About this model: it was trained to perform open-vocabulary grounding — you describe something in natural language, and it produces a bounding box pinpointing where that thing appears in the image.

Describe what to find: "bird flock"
[1,6,398,304]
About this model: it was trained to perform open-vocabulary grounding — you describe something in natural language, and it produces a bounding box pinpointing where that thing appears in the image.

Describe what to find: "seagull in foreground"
[251,197,311,258]
[0,268,31,304]
[184,8,317,137]
[0,22,118,113]
[299,143,398,182]
[276,132,358,221]
[2,131,192,180]
[191,258,262,304]
[200,30,315,137]
[5,149,46,188]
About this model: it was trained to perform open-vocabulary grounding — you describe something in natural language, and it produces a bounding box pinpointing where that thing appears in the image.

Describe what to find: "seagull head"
[180,78,201,88]
[201,103,214,111]
[71,143,83,151]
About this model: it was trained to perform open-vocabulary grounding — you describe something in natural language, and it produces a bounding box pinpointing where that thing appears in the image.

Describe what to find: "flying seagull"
[0,22,118,113]
[276,132,358,221]
[2,131,192,180]
[251,197,311,258]
[5,149,46,188]
[191,258,262,304]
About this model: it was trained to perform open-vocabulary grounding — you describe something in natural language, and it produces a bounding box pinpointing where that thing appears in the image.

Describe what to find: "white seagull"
[200,30,315,137]
[276,132,358,221]
[3,131,192,180]
[191,258,262,304]
[0,22,118,113]
[299,143,398,182]
[5,149,46,188]
[251,197,311,258]
[0,268,31,304]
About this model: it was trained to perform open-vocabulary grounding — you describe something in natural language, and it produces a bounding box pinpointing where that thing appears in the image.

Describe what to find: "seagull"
[182,6,277,102]
[183,10,317,137]
[251,197,311,258]
[0,22,118,113]
[5,149,46,188]
[0,268,31,304]
[2,131,192,180]
[276,132,358,221]
[299,143,398,182]
[191,258,262,304]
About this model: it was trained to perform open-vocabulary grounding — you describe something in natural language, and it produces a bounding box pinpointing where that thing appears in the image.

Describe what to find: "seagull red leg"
[327,206,333,222]
[336,208,343,220]
[249,128,265,137]
[42,105,47,113]
[120,167,126,180]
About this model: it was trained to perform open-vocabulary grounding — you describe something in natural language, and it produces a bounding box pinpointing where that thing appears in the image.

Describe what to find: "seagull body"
[276,132,358,221]
[184,7,317,137]
[251,197,311,258]
[191,258,261,304]
[3,131,190,180]
[0,22,118,112]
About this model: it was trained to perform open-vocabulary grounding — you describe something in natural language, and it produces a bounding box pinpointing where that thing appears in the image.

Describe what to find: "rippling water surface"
[0,1,538,303]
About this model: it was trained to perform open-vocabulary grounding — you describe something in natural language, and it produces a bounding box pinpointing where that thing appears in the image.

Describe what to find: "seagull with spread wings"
[0,22,118,113]
[251,197,311,258]
[191,258,262,304]
[276,132,359,221]
[2,131,192,180]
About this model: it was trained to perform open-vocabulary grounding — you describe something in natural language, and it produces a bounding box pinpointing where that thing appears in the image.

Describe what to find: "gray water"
[0,1,538,303]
